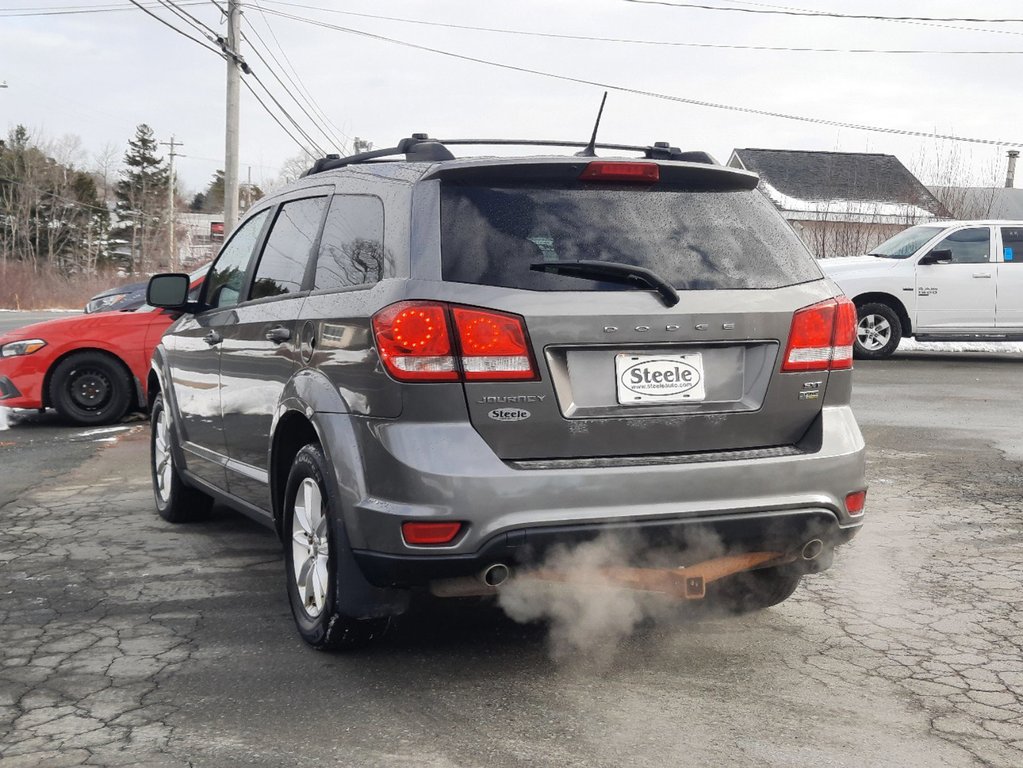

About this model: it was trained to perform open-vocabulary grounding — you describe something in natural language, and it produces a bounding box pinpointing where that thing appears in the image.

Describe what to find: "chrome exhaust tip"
[482,563,510,587]
[801,539,824,561]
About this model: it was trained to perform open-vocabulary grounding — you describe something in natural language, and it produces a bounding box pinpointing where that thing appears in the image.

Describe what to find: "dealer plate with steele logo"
[615,353,706,404]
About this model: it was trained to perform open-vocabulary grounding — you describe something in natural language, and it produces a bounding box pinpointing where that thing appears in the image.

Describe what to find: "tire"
[49,351,133,425]
[283,444,390,651]
[706,564,803,615]
[854,302,902,360]
[150,393,213,523]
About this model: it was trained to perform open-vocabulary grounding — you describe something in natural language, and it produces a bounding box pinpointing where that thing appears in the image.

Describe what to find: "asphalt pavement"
[0,311,79,336]
[1,312,1022,767]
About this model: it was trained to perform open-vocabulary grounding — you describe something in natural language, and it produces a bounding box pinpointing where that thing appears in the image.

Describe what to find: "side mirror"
[147,273,191,308]
[919,249,953,266]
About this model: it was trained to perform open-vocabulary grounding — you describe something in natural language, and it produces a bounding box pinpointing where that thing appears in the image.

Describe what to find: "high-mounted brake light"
[579,161,660,183]
[372,302,538,383]
[781,296,857,373]
[402,521,464,546]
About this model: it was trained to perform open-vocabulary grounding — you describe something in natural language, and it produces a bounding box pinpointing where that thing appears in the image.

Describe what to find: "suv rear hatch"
[426,159,839,461]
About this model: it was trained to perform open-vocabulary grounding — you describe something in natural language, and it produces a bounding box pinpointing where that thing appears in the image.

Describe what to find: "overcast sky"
[2,0,1021,194]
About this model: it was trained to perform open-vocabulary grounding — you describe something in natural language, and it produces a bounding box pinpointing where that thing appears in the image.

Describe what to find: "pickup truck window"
[1001,227,1023,263]
[868,225,944,258]
[929,227,991,264]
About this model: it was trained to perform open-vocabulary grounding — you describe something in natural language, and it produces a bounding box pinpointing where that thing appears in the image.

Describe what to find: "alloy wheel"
[857,313,892,352]
[291,477,330,618]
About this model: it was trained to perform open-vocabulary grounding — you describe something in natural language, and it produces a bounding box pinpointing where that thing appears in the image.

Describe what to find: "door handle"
[265,326,292,343]
[203,330,223,346]
[973,273,992,278]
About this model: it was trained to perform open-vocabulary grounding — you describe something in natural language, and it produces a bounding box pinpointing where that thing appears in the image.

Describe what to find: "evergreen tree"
[113,124,168,273]
[201,170,225,213]
[0,125,110,272]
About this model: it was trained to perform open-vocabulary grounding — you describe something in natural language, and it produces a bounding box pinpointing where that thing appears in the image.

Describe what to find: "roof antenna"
[575,91,608,157]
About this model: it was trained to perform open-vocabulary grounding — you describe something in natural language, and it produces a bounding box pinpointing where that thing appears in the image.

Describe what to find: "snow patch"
[0,407,8,431]
[899,338,1023,354]
[761,181,938,222]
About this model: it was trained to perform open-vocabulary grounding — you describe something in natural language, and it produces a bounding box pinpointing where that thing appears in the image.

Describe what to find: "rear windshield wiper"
[530,260,680,307]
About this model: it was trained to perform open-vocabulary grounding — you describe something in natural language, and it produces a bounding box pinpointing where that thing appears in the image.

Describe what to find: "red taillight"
[831,297,856,370]
[451,306,536,381]
[373,302,538,383]
[845,490,866,516]
[781,296,857,372]
[402,521,463,545]
[579,161,660,183]
[372,301,458,381]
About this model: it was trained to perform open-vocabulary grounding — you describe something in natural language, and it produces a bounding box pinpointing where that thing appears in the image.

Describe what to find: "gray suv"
[146,136,866,650]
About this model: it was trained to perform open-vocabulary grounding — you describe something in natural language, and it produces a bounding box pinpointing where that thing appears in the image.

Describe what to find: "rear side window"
[314,195,385,290]
[1001,227,1023,263]
[440,186,820,291]
[250,197,327,300]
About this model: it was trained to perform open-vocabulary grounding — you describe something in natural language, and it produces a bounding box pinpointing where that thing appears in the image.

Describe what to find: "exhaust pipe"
[482,563,510,587]
[430,563,511,598]
[801,539,824,561]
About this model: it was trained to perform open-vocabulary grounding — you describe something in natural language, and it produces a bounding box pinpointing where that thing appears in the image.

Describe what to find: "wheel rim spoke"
[292,476,328,618]
[154,409,172,502]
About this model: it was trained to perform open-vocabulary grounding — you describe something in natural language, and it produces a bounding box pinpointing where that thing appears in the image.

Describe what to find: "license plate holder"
[614,352,707,405]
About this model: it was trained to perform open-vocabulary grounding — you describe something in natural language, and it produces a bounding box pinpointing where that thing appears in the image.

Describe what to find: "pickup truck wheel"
[707,564,803,614]
[151,393,213,523]
[284,444,390,651]
[854,302,902,360]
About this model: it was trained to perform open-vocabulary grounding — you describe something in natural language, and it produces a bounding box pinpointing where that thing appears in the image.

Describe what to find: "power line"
[245,70,326,155]
[1,1,208,18]
[240,25,345,151]
[125,0,224,56]
[251,0,1023,55]
[250,0,350,150]
[253,0,1023,55]
[259,6,1023,149]
[155,0,221,41]
[124,0,322,163]
[622,0,1023,24]
[239,78,317,160]
[713,0,1023,39]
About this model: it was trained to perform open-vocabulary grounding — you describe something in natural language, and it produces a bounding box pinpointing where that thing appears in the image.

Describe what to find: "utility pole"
[160,136,182,271]
[223,0,242,233]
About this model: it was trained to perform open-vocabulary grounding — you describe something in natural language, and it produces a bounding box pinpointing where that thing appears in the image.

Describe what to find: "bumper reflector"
[845,490,867,516]
[402,521,464,546]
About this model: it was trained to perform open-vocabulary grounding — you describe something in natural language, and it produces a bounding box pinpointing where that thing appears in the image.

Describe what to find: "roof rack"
[302,134,717,176]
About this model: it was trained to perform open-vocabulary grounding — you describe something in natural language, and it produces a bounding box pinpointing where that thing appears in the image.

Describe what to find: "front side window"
[928,227,991,264]
[314,195,385,290]
[250,197,328,300]
[204,208,271,309]
[1000,227,1023,264]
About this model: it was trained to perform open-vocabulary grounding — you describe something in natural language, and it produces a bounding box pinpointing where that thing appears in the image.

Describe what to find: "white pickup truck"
[818,221,1023,358]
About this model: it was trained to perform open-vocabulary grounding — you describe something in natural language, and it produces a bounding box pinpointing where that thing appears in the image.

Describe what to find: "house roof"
[728,148,951,221]
[928,187,1023,220]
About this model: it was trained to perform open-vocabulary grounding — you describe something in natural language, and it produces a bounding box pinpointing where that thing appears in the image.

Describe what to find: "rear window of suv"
[440,185,821,291]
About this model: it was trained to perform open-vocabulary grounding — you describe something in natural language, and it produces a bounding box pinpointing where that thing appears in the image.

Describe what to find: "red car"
[0,274,204,426]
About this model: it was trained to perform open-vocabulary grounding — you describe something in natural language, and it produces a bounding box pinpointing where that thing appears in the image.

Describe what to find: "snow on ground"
[0,407,9,431]
[898,339,1023,354]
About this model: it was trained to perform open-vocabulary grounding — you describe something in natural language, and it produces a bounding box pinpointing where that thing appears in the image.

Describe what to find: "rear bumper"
[353,507,859,587]
[320,404,866,587]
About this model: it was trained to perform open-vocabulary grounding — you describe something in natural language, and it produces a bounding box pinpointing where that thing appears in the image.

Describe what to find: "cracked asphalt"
[2,348,1022,767]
